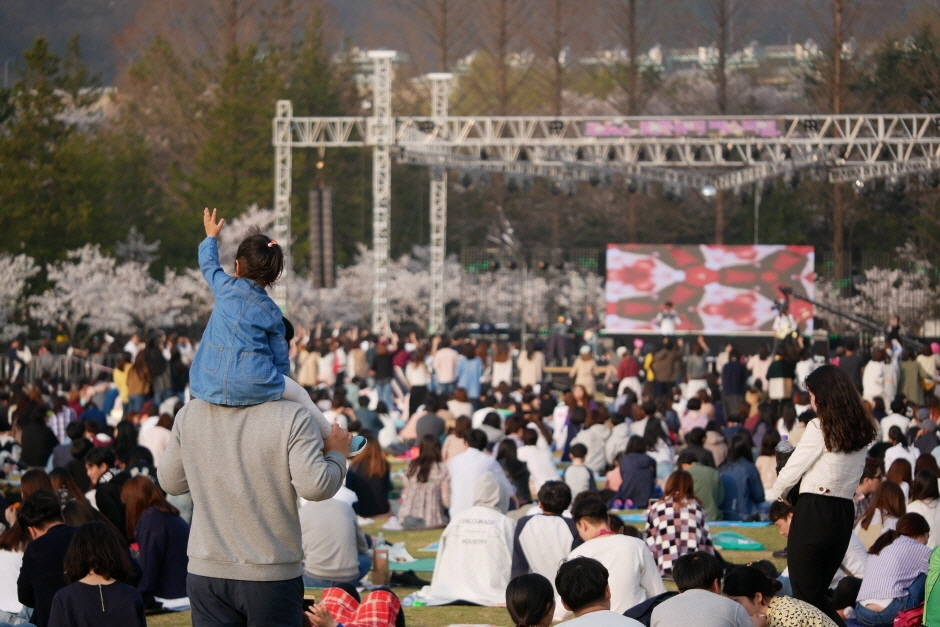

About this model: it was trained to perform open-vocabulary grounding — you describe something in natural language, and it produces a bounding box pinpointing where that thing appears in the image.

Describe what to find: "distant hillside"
[0,0,932,85]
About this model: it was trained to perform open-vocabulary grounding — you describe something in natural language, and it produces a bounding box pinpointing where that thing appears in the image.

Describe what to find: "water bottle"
[375,532,385,547]
[775,435,795,474]
[401,594,416,607]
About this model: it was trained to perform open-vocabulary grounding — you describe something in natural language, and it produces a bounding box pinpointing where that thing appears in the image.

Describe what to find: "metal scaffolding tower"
[272,50,940,329]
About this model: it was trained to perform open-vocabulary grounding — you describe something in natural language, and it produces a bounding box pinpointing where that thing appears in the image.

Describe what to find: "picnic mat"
[390,558,436,572]
[616,513,769,527]
[711,531,765,551]
[419,542,439,552]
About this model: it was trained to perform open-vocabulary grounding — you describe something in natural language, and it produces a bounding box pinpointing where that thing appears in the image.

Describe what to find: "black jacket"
[18,524,76,627]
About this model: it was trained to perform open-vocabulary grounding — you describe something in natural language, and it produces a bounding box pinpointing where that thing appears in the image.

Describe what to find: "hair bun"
[771,579,783,593]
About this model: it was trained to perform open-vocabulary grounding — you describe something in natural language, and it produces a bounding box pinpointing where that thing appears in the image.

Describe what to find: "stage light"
[548,120,564,134]
[506,260,518,270]
[589,173,601,187]
[701,185,717,198]
[626,179,639,194]
[537,260,549,270]
[461,172,473,188]
[418,121,435,133]
[506,177,519,193]
[551,180,563,195]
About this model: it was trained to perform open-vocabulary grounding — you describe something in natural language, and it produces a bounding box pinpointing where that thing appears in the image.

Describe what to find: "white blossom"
[0,254,39,341]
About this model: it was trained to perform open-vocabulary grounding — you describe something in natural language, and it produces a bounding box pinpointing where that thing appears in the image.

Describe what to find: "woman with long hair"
[120,476,189,605]
[907,469,940,549]
[399,435,450,529]
[611,436,656,509]
[645,470,713,577]
[49,467,88,505]
[643,416,675,481]
[405,348,430,416]
[112,352,132,413]
[885,458,914,501]
[455,344,484,408]
[755,430,781,499]
[771,365,878,625]
[516,340,545,389]
[884,426,918,477]
[346,434,392,518]
[719,431,766,521]
[854,481,907,550]
[126,352,151,414]
[854,513,931,627]
[497,439,531,504]
[441,415,471,463]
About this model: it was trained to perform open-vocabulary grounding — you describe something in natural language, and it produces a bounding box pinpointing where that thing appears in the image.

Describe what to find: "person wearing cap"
[570,346,598,398]
[914,415,940,457]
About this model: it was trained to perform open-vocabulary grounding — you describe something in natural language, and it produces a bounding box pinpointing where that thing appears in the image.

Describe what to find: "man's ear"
[561,598,572,612]
[605,585,612,602]
[710,579,721,594]
[27,526,40,540]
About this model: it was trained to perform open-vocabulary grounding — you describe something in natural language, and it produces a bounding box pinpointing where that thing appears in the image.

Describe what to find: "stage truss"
[273,50,940,333]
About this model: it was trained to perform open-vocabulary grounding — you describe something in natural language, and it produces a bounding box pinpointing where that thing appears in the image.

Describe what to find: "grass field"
[145,517,788,627]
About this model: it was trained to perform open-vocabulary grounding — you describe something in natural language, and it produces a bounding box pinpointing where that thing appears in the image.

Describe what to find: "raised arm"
[198,208,231,295]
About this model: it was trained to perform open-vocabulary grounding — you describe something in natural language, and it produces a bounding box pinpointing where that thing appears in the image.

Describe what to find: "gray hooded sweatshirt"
[158,399,346,581]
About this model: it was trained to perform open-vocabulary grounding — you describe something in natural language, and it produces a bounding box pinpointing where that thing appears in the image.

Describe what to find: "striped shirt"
[857,535,931,601]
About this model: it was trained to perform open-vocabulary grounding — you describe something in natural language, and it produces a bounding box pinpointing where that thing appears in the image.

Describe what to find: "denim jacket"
[189,236,289,406]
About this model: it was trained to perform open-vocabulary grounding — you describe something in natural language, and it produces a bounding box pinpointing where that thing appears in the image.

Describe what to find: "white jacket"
[772,418,869,501]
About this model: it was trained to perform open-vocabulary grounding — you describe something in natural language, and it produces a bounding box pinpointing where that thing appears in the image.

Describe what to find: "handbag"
[923,378,936,392]
[894,603,924,627]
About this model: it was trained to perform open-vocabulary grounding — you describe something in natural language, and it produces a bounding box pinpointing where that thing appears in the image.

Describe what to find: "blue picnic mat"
[712,531,765,551]
[390,558,436,572]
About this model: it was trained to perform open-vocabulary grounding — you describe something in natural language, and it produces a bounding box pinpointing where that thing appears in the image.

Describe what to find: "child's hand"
[203,208,225,237]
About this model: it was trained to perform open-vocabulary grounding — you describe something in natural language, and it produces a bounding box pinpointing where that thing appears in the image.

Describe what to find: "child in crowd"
[48,521,146,627]
[190,209,363,455]
[563,444,596,499]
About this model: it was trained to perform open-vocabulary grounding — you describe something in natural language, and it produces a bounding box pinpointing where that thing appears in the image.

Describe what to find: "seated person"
[724,565,843,627]
[554,556,644,626]
[299,497,371,588]
[555,497,665,621]
[16,490,77,627]
[306,586,403,627]
[425,472,515,606]
[512,482,581,588]
[645,471,714,577]
[563,445,596,499]
[506,573,555,627]
[855,513,931,627]
[651,551,751,627]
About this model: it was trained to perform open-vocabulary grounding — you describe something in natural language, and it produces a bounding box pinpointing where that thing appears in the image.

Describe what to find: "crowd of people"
[4,214,940,627]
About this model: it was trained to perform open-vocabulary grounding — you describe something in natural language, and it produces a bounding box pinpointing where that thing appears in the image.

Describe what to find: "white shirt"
[883,443,918,474]
[471,406,499,429]
[772,418,870,501]
[880,413,911,443]
[433,347,461,384]
[0,550,23,613]
[654,310,678,335]
[447,448,515,519]
[606,423,632,465]
[513,513,578,591]
[565,610,644,627]
[517,445,559,493]
[554,535,666,621]
[908,499,940,549]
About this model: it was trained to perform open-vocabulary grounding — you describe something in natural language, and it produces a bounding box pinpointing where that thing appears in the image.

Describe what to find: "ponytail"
[868,530,899,555]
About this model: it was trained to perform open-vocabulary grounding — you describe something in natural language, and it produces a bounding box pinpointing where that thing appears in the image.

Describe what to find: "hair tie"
[268,240,278,248]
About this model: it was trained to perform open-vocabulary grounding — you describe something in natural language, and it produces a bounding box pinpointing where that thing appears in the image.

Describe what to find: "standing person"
[120,476,189,606]
[771,365,878,626]
[370,340,396,413]
[125,353,151,415]
[517,340,545,389]
[721,351,748,422]
[491,342,514,389]
[653,302,679,338]
[838,339,865,393]
[899,349,927,407]
[456,345,483,409]
[433,338,461,397]
[158,393,351,627]
[48,521,146,627]
[405,349,430,417]
[570,346,598,398]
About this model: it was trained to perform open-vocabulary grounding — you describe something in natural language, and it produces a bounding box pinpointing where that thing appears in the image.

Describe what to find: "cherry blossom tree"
[0,254,39,341]
[29,245,133,341]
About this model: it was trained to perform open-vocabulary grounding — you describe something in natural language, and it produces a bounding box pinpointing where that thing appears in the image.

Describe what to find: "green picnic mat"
[712,531,765,551]
[389,558,436,572]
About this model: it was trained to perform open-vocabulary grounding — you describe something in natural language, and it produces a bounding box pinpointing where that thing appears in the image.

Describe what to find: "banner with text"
[605,245,815,335]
